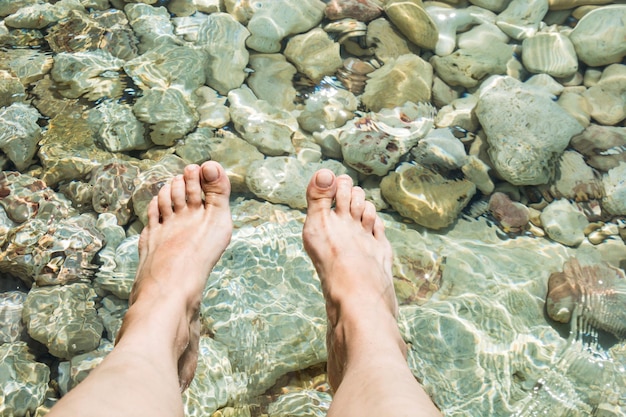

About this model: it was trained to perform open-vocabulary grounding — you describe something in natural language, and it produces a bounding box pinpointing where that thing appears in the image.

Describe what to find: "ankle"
[332,302,407,358]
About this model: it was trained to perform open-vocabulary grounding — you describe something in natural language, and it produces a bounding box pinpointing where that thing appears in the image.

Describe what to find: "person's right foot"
[302,170,402,390]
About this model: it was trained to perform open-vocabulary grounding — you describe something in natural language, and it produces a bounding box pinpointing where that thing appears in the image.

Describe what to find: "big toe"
[200,161,231,208]
[306,169,337,215]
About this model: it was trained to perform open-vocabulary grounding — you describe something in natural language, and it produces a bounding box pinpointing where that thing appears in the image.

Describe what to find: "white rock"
[283,27,343,83]
[193,0,221,13]
[125,3,177,53]
[248,53,298,112]
[521,31,578,78]
[435,94,479,132]
[496,0,548,40]
[602,162,626,216]
[430,42,515,89]
[244,0,325,53]
[193,86,230,129]
[424,4,496,56]
[524,74,564,96]
[540,199,588,246]
[569,5,626,67]
[411,128,467,171]
[457,22,510,50]
[0,102,41,170]
[475,76,584,185]
[196,12,250,95]
[468,0,512,12]
[582,64,626,126]
[245,157,351,209]
[228,86,297,156]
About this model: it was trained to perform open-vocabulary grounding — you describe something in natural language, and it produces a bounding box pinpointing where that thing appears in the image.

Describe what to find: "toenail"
[315,170,334,189]
[203,163,220,182]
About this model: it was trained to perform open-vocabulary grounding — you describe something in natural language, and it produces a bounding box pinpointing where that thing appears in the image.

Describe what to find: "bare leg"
[302,170,441,417]
[47,161,232,417]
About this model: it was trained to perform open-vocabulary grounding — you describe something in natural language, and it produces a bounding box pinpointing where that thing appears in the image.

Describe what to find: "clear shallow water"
[0,1,625,416]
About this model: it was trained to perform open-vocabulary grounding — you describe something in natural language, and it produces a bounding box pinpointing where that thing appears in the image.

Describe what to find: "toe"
[184,164,203,208]
[200,161,231,209]
[335,175,354,215]
[362,201,377,233]
[373,216,386,240]
[305,169,337,216]
[171,175,187,212]
[147,196,160,228]
[349,187,366,221]
[157,183,173,220]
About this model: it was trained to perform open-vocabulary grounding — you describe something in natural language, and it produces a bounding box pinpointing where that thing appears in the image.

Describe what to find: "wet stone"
[267,390,332,417]
[90,161,141,225]
[601,162,626,216]
[87,101,149,153]
[361,54,433,112]
[132,87,198,146]
[0,171,77,225]
[57,340,113,395]
[0,102,41,170]
[540,199,589,247]
[476,76,584,186]
[381,163,476,230]
[0,342,50,417]
[97,295,127,342]
[124,3,177,53]
[45,9,138,60]
[183,336,247,416]
[245,156,351,209]
[430,42,514,88]
[50,50,125,101]
[0,291,28,344]
[123,43,206,94]
[0,213,104,286]
[227,86,297,156]
[23,283,103,359]
[0,70,26,107]
[94,234,138,300]
[338,101,435,176]
[243,0,326,53]
[196,12,250,95]
[201,202,326,396]
[38,113,122,187]
[0,49,53,85]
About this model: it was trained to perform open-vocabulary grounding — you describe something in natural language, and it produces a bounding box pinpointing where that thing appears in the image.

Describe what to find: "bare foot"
[303,170,441,417]
[116,161,232,389]
[302,170,400,390]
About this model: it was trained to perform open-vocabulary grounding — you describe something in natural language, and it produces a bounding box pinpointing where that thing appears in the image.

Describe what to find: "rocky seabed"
[1,0,626,416]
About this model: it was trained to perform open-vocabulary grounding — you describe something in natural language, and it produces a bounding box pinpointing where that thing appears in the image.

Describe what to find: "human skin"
[47,161,233,417]
[46,163,440,417]
[302,169,442,417]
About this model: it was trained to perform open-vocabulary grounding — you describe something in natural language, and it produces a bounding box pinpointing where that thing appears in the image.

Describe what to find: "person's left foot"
[116,161,232,389]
